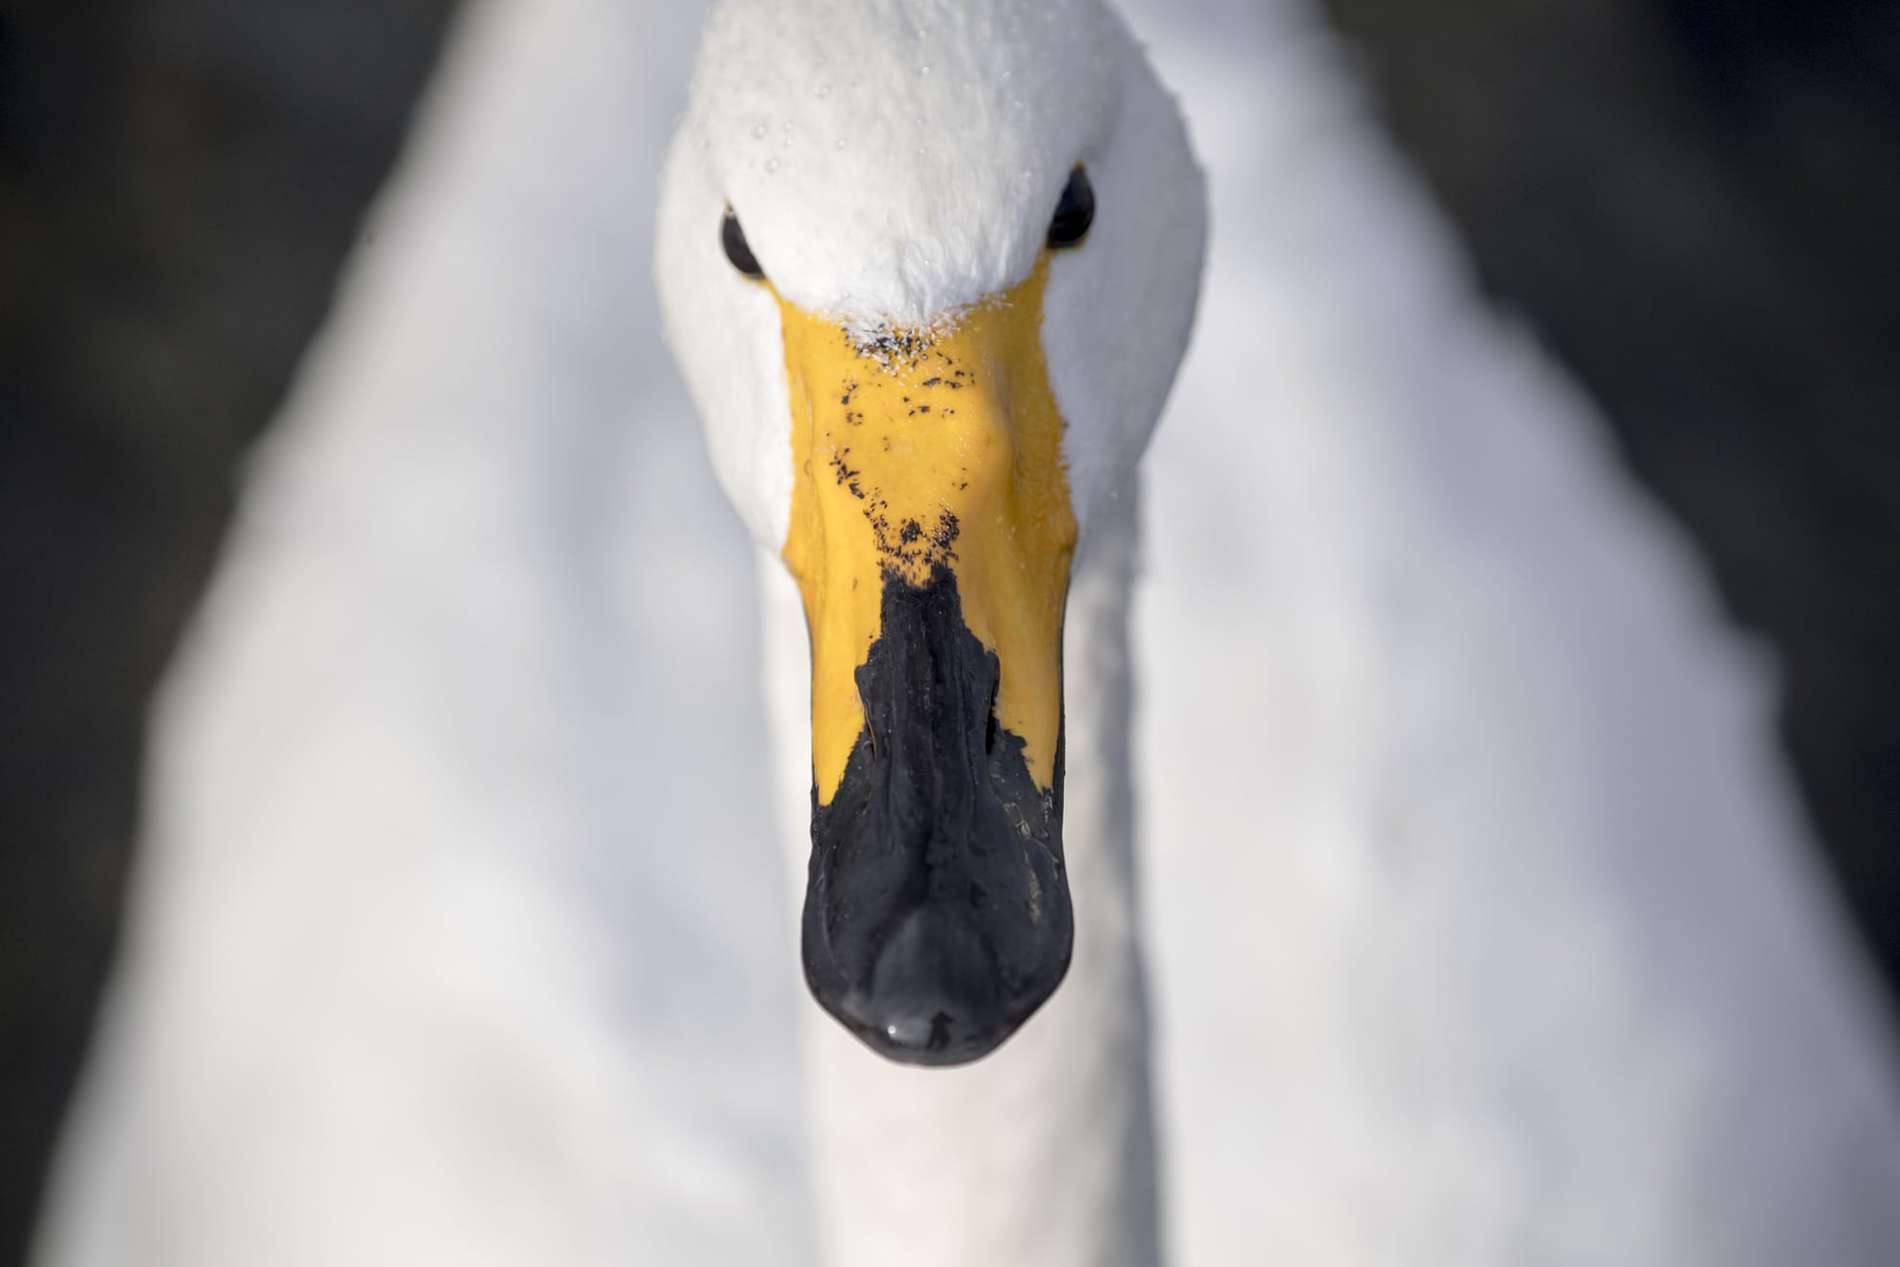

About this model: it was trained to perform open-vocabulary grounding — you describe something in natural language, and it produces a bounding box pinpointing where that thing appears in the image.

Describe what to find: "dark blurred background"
[0,2,459,1255]
[1,0,1895,1260]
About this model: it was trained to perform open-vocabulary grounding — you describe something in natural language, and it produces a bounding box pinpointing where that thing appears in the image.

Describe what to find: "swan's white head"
[657,0,1204,1065]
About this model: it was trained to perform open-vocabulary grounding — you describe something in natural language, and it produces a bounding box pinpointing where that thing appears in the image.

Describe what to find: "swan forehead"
[688,0,1125,324]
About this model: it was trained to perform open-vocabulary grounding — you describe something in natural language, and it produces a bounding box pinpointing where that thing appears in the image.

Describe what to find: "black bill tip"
[806,891,1072,1067]
[801,563,1073,1067]
[839,906,1008,1065]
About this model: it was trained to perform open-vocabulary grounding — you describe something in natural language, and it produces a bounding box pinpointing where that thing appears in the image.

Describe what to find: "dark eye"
[1046,166,1095,249]
[721,208,765,279]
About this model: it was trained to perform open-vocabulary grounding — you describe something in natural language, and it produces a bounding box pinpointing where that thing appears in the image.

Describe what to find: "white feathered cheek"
[655,151,799,552]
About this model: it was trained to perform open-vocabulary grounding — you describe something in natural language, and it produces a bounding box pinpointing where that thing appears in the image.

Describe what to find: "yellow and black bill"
[777,257,1078,1066]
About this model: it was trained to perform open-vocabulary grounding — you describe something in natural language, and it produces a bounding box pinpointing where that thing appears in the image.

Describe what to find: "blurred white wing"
[33,2,812,1265]
[1131,2,1900,1264]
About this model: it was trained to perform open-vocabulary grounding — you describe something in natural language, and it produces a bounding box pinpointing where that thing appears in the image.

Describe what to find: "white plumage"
[34,1,1900,1265]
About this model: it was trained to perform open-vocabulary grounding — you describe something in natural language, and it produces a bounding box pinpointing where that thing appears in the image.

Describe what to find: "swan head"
[658,0,1204,1065]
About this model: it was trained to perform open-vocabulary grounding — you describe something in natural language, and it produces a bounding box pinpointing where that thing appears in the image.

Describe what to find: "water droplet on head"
[919,63,931,76]
[751,122,768,139]
[765,156,780,173]
[816,82,831,98]
[835,138,848,151]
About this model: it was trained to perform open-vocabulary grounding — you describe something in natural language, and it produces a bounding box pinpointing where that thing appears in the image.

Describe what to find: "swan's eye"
[721,208,765,279]
[1046,166,1095,249]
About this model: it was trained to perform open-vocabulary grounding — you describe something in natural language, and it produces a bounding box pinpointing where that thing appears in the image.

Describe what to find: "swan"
[31,0,1900,1265]
[654,0,1201,1258]
[664,0,1900,1261]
